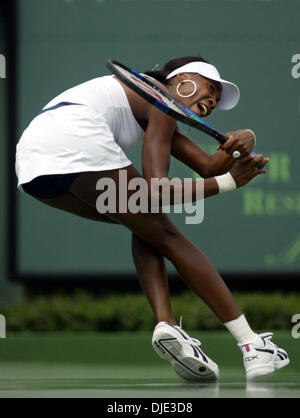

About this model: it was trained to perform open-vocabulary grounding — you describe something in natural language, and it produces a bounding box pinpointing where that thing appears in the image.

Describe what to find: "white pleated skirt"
[15,103,132,189]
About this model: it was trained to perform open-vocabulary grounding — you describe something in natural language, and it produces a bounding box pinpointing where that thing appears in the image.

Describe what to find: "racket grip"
[217,134,265,168]
[250,151,266,169]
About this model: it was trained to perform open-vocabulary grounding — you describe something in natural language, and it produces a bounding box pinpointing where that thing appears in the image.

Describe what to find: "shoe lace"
[177,315,202,347]
[258,332,278,348]
[258,332,274,341]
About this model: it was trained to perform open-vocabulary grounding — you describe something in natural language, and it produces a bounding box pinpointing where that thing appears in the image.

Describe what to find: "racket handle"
[218,136,265,169]
[250,151,266,169]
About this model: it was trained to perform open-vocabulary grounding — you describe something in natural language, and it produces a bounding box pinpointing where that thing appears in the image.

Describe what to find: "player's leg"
[33,167,288,381]
[27,172,178,327]
[69,167,224,380]
[36,192,178,326]
[36,192,118,223]
[132,233,176,326]
[35,181,218,381]
[37,192,179,326]
[69,166,289,381]
[69,166,242,323]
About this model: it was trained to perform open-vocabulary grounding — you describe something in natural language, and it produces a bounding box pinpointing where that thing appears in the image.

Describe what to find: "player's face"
[192,75,222,117]
[173,74,222,117]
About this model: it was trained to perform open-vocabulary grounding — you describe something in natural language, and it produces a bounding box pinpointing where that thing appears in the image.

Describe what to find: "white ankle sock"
[224,314,258,345]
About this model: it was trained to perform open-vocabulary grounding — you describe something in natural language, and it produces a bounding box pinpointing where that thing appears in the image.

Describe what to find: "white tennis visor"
[166,62,240,110]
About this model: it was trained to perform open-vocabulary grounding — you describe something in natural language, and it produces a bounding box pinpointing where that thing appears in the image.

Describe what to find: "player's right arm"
[142,104,267,202]
[170,129,265,179]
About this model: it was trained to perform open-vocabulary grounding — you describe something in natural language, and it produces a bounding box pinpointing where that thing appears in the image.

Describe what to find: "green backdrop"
[15,0,300,276]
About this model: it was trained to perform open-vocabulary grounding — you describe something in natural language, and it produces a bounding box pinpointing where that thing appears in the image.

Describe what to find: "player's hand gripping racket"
[107,59,264,167]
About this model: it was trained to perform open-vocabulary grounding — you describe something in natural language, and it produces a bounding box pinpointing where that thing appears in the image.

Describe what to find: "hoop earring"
[176,80,197,98]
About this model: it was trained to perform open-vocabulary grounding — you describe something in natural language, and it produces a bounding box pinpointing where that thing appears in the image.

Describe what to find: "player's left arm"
[171,129,256,178]
[171,130,235,178]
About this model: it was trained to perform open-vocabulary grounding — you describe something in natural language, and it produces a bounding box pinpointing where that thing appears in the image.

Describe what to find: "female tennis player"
[15,55,289,381]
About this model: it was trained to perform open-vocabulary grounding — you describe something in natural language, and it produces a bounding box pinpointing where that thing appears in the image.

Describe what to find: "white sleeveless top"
[15,75,144,187]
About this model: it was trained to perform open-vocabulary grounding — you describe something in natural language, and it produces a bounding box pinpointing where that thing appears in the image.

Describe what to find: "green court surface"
[0,331,299,398]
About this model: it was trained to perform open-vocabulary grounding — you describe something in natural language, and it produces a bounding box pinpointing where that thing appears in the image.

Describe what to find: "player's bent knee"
[148,225,182,258]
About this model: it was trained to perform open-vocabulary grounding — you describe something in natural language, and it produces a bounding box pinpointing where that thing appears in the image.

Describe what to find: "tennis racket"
[106,59,261,164]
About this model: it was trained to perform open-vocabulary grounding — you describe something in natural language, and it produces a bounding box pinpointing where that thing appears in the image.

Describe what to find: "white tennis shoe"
[152,321,219,382]
[239,332,289,380]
